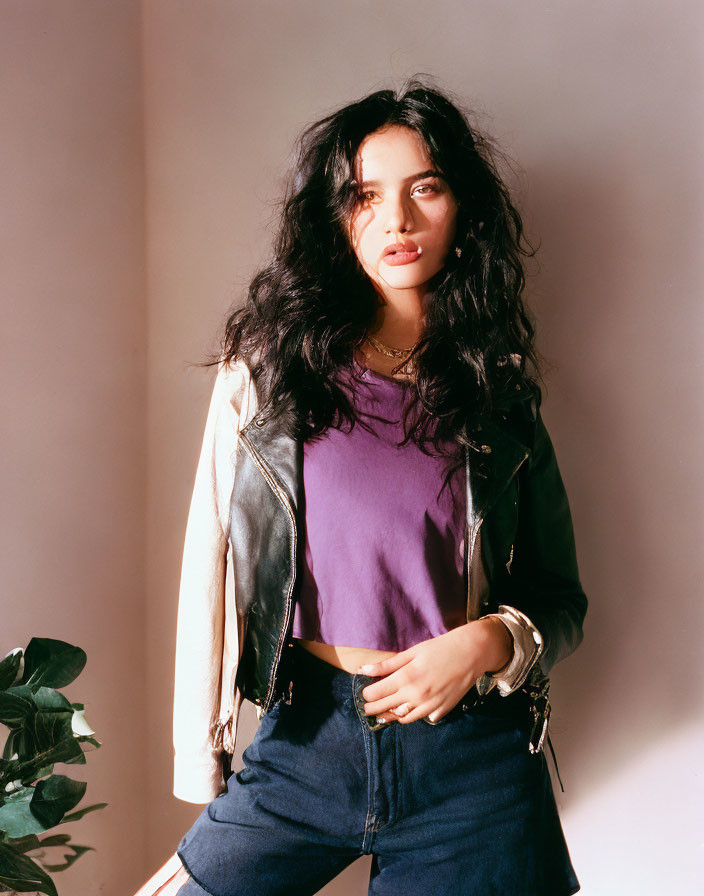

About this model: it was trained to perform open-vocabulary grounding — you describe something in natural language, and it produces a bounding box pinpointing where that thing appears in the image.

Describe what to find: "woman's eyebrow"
[356,169,444,188]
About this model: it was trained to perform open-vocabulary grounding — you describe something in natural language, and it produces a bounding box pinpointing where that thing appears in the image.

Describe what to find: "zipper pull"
[524,668,563,790]
[528,692,551,754]
[526,671,551,755]
[505,543,514,574]
[211,718,226,750]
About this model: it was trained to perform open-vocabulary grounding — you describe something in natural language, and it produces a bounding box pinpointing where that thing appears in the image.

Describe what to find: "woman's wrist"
[473,616,514,675]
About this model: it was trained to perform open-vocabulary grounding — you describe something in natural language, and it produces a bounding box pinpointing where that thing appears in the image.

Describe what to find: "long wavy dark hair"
[202,76,544,493]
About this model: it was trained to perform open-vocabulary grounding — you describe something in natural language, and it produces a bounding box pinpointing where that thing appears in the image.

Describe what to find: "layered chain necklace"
[363,332,418,380]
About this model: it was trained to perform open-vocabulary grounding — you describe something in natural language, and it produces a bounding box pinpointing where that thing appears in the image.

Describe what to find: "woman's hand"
[358,618,513,724]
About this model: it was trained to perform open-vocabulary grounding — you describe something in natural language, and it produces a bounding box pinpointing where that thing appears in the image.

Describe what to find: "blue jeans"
[177,642,580,896]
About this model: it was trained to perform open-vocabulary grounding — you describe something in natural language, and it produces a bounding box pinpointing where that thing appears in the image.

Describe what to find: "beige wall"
[3,2,702,894]
[0,3,148,895]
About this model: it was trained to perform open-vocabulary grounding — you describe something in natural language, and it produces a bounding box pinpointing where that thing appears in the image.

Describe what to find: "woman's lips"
[382,240,422,266]
[383,249,421,265]
[383,243,422,266]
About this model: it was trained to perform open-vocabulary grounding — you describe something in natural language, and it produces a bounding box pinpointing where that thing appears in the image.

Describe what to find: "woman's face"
[346,125,459,302]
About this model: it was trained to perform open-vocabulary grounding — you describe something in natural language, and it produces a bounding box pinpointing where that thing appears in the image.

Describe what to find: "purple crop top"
[291,356,468,651]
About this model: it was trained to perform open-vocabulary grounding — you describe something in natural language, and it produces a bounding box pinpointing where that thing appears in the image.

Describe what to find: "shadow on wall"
[523,148,703,806]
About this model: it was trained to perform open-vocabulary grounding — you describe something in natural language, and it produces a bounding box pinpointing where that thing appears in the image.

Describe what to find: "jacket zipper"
[239,430,297,712]
[213,548,245,749]
[464,446,476,624]
[213,661,239,750]
[465,517,484,624]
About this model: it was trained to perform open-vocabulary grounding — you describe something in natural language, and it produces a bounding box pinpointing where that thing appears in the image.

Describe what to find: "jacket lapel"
[239,415,302,518]
[466,416,531,529]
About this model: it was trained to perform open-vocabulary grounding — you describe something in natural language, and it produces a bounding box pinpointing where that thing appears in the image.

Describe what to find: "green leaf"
[1,832,42,854]
[0,776,86,837]
[30,690,73,715]
[0,690,34,728]
[31,764,56,782]
[0,841,58,895]
[28,704,75,761]
[30,776,86,829]
[1,688,76,762]
[0,786,34,807]
[0,736,85,790]
[0,652,22,692]
[18,640,86,690]
[0,789,45,837]
[1,700,84,785]
[75,735,101,750]
[1,727,23,765]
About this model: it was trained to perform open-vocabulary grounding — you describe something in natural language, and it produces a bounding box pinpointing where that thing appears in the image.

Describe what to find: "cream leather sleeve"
[172,358,249,804]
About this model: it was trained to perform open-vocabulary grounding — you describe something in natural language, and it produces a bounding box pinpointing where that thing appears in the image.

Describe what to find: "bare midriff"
[294,637,397,673]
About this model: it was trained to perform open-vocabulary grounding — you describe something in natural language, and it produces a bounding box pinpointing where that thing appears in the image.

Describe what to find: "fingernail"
[359,664,374,673]
[376,717,387,723]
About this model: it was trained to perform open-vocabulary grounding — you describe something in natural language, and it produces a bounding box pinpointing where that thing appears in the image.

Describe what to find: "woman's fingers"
[374,696,455,725]
[361,655,427,708]
[376,702,410,723]
[362,668,431,715]
[365,687,442,721]
[396,700,444,725]
[361,675,405,709]
[358,645,416,677]
[363,686,412,716]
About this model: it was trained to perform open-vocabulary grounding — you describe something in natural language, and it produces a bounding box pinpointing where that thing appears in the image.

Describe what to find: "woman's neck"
[357,290,431,382]
[370,292,428,349]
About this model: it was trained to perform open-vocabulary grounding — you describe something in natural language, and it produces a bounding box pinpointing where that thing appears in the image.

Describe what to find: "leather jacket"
[172,355,587,804]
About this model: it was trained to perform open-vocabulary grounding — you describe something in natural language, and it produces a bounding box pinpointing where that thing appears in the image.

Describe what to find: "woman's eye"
[357,183,437,204]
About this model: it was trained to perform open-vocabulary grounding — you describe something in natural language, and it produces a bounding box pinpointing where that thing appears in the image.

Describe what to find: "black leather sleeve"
[507,408,588,677]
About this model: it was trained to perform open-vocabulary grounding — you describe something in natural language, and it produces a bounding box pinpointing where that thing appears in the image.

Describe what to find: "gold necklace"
[363,333,417,378]
[364,332,416,358]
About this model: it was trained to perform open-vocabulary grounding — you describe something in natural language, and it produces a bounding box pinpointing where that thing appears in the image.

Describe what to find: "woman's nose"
[384,196,414,235]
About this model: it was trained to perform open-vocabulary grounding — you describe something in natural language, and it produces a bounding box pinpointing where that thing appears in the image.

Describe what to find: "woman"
[140,78,587,896]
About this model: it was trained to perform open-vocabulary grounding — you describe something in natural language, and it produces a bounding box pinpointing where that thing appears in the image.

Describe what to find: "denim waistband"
[286,640,509,730]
